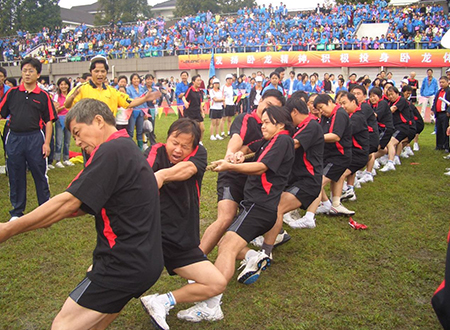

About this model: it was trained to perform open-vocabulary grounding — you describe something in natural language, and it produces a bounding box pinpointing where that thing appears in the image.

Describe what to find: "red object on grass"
[348,217,368,230]
[69,151,82,158]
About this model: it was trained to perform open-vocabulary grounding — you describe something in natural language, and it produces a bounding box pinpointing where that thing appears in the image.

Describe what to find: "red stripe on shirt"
[352,136,363,149]
[196,180,200,199]
[261,173,272,195]
[183,145,199,161]
[240,115,250,140]
[257,130,289,162]
[101,208,117,248]
[146,143,164,167]
[0,86,15,110]
[303,153,314,176]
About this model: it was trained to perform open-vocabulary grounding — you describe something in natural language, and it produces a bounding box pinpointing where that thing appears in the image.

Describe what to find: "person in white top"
[209,78,225,141]
[221,74,235,136]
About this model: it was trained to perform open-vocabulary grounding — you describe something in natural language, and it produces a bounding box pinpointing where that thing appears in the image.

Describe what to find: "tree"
[174,0,220,17]
[219,0,256,14]
[95,0,153,25]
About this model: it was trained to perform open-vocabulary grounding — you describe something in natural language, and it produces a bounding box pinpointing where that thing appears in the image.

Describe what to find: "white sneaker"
[282,209,301,224]
[413,142,419,151]
[354,179,361,189]
[443,154,450,160]
[220,132,225,137]
[0,165,6,175]
[47,164,55,170]
[329,203,355,216]
[9,216,20,222]
[341,188,355,201]
[405,146,414,156]
[289,216,316,229]
[177,301,224,323]
[431,131,436,134]
[380,162,396,172]
[227,131,230,136]
[210,135,217,141]
[274,230,291,247]
[373,159,380,170]
[348,194,357,202]
[355,170,364,179]
[361,172,373,183]
[378,155,389,166]
[342,181,348,191]
[371,168,377,176]
[394,156,401,166]
[316,202,331,214]
[63,160,74,166]
[142,144,149,151]
[237,251,271,284]
[140,294,172,330]
[250,236,264,248]
[215,134,223,140]
[400,150,409,158]
[55,161,65,169]
[445,171,450,176]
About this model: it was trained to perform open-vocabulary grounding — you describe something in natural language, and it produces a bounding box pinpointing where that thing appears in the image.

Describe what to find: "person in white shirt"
[209,78,225,140]
[221,74,235,136]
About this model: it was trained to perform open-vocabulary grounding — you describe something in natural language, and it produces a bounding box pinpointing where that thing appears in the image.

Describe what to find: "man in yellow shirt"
[65,55,160,116]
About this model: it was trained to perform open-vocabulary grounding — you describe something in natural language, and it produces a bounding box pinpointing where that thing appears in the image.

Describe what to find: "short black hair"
[118,75,128,83]
[89,59,109,72]
[0,67,7,77]
[57,77,71,95]
[275,67,286,73]
[21,57,42,74]
[144,74,154,80]
[5,77,17,87]
[350,85,367,96]
[167,118,201,148]
[269,72,280,79]
[369,87,383,98]
[291,90,309,103]
[401,85,413,93]
[262,105,294,135]
[261,89,286,106]
[286,97,309,115]
[65,99,116,129]
[341,91,359,105]
[81,72,91,80]
[387,86,400,94]
[313,94,334,108]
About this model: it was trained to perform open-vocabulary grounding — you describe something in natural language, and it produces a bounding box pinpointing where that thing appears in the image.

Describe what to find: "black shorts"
[323,162,347,182]
[217,172,246,203]
[392,128,409,142]
[162,242,208,276]
[285,183,321,210]
[185,110,204,122]
[227,201,277,243]
[224,105,235,117]
[69,277,144,314]
[369,133,379,154]
[407,126,417,142]
[348,155,369,174]
[210,109,223,120]
[415,121,424,135]
[379,127,394,149]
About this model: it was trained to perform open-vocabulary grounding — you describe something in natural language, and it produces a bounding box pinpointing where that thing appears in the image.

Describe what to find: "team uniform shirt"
[408,78,419,101]
[371,99,394,131]
[66,130,163,292]
[389,96,411,130]
[0,83,57,132]
[361,101,380,152]
[66,80,131,116]
[289,115,324,190]
[184,86,203,120]
[144,143,207,251]
[209,89,224,110]
[320,105,352,165]
[246,131,294,211]
[349,108,370,162]
[410,102,424,134]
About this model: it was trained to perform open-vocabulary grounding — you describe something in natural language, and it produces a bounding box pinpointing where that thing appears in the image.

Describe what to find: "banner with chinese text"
[178,50,450,69]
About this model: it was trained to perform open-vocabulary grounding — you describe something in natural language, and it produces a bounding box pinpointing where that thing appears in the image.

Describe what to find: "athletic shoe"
[348,217,368,230]
[329,203,355,216]
[282,209,301,224]
[413,142,420,151]
[354,179,361,189]
[431,130,436,134]
[250,236,264,248]
[199,141,203,146]
[355,170,364,179]
[380,162,395,172]
[289,216,316,229]
[400,150,409,158]
[140,294,172,330]
[361,172,373,183]
[341,188,355,201]
[342,181,348,191]
[405,146,414,156]
[177,301,224,323]
[55,161,65,169]
[237,251,271,284]
[220,132,225,137]
[348,194,357,202]
[227,131,230,136]
[210,135,217,141]
[63,160,74,167]
[274,230,291,247]
[371,168,377,176]
[378,155,389,166]
[215,134,223,140]
[445,168,450,171]
[373,159,380,170]
[47,164,55,170]
[394,156,401,166]
[445,171,450,176]
[9,216,19,222]
[443,154,450,160]
[316,202,331,214]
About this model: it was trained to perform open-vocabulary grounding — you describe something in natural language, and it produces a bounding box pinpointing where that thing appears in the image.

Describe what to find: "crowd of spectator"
[1,1,449,63]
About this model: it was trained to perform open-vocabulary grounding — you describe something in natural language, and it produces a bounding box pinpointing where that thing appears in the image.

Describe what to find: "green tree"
[219,0,255,14]
[174,0,220,17]
[95,0,152,25]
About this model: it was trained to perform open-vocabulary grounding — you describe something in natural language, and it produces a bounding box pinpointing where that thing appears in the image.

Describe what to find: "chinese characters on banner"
[179,50,450,70]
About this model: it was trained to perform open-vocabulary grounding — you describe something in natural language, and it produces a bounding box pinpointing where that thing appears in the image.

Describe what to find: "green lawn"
[0,115,448,330]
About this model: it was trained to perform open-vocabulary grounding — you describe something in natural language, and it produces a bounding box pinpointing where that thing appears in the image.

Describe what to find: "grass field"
[0,115,448,330]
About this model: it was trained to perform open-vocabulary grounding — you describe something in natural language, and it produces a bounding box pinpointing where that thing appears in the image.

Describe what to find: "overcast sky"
[58,0,325,11]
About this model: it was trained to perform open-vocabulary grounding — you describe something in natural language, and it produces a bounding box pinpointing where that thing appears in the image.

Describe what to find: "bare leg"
[215,232,248,282]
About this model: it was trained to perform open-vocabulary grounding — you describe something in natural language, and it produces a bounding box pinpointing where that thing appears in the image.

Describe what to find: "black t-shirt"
[184,86,203,117]
[246,131,294,211]
[290,115,324,189]
[66,130,163,292]
[0,84,57,132]
[389,96,411,129]
[349,109,370,159]
[371,99,394,130]
[411,102,424,126]
[320,106,352,165]
[218,110,263,184]
[144,143,207,251]
[361,101,380,136]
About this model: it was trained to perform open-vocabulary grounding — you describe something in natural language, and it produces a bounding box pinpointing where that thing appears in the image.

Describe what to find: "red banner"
[179,49,450,69]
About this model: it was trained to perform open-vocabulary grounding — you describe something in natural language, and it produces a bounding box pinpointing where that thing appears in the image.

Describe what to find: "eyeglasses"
[22,69,36,74]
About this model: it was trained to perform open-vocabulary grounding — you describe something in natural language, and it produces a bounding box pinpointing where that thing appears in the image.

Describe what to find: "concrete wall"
[3,56,448,89]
